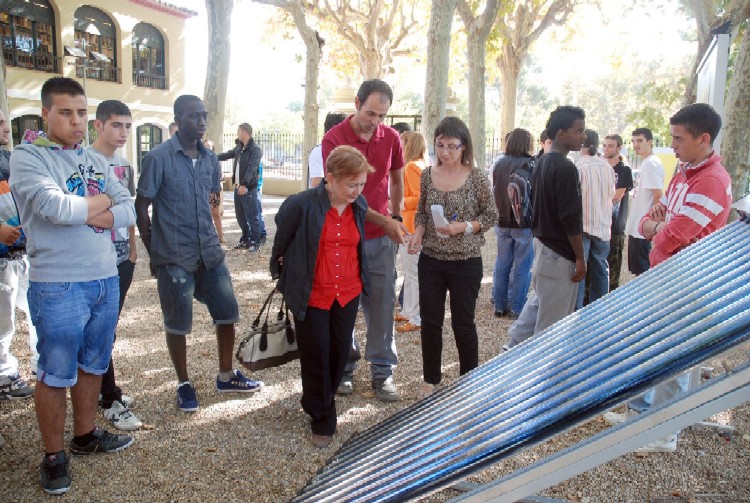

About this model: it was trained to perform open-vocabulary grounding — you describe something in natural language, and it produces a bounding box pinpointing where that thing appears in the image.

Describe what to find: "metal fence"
[218,132,667,180]
[219,132,305,180]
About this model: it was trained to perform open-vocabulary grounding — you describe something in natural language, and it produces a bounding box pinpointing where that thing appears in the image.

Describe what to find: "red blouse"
[308,204,363,310]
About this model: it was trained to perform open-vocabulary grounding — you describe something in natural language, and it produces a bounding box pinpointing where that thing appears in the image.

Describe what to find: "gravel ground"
[1,193,749,502]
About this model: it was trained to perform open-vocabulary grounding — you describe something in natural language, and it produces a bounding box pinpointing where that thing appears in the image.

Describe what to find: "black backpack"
[507,159,534,227]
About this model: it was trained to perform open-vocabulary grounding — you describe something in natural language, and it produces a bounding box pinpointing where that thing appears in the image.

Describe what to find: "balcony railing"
[74,62,120,83]
[133,71,166,90]
[3,47,60,73]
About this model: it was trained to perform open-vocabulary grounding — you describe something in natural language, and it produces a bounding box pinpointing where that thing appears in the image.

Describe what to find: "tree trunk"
[458,0,500,170]
[467,40,488,168]
[289,8,322,190]
[203,0,234,148]
[499,51,520,144]
[721,29,750,201]
[422,0,458,144]
[361,50,382,80]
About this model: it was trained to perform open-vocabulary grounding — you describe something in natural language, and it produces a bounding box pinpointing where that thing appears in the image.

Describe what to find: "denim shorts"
[156,260,240,335]
[29,277,120,388]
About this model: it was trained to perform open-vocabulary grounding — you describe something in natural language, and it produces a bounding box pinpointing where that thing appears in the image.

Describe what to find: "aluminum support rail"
[448,361,750,502]
[293,219,750,503]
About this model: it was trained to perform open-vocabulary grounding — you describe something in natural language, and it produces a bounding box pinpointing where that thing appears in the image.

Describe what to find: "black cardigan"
[270,182,369,321]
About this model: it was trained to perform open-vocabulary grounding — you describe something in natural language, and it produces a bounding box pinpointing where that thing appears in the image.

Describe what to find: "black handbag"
[236,289,299,371]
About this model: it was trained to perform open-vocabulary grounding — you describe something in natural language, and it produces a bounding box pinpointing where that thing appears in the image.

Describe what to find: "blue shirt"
[137,135,224,271]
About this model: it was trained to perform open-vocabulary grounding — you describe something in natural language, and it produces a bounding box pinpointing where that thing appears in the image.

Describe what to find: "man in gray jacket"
[10,77,136,495]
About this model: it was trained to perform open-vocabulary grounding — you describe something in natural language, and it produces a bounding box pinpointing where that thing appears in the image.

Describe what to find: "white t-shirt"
[625,154,664,238]
[307,144,324,188]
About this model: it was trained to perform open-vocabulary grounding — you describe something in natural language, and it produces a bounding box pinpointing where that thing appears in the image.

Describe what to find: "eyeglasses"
[435,142,463,152]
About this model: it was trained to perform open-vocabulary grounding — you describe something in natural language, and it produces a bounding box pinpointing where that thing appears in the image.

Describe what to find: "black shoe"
[40,451,71,495]
[234,241,250,250]
[247,244,260,253]
[69,427,134,455]
[494,310,508,318]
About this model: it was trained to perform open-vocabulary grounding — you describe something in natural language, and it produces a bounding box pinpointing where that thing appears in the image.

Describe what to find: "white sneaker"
[99,394,135,407]
[602,408,638,426]
[103,400,143,431]
[636,434,678,453]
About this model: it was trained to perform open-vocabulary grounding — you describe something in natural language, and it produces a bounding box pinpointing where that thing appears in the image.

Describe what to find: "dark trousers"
[418,254,482,385]
[608,234,625,291]
[234,189,261,245]
[294,297,358,436]
[627,235,651,276]
[100,258,135,407]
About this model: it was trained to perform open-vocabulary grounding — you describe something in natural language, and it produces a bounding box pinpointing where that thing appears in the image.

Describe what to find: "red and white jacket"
[640,152,731,267]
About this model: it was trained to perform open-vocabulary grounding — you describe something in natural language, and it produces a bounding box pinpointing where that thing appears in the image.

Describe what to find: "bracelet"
[105,193,114,208]
[391,215,403,222]
[655,222,662,234]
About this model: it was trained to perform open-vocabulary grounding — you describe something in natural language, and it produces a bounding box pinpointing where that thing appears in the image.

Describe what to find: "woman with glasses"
[409,117,498,399]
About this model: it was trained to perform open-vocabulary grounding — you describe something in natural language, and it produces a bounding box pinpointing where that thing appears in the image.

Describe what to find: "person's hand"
[407,234,422,254]
[128,250,137,264]
[435,222,468,237]
[237,185,248,196]
[149,261,158,278]
[649,203,667,222]
[0,224,21,246]
[382,217,409,245]
[572,258,586,282]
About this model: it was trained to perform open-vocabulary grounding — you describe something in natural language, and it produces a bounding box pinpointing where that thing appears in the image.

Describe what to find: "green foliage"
[624,80,684,144]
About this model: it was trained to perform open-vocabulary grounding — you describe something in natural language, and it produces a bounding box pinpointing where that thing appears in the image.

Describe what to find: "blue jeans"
[234,188,262,245]
[256,190,267,239]
[493,226,533,314]
[577,233,610,309]
[29,277,120,387]
[156,261,240,335]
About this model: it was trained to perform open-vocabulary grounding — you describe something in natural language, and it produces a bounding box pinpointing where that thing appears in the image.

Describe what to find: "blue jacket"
[270,182,369,321]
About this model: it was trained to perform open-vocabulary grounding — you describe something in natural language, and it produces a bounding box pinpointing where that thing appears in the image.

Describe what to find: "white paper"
[431,204,450,238]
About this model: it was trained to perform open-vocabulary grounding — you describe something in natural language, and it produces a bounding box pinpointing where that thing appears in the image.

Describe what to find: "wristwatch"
[464,221,474,235]
[392,215,403,222]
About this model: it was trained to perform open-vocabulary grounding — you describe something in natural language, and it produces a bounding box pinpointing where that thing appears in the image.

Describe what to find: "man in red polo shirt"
[321,79,406,401]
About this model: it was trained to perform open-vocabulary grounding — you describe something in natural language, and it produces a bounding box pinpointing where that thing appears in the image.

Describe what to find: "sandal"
[394,313,408,322]
[396,322,420,333]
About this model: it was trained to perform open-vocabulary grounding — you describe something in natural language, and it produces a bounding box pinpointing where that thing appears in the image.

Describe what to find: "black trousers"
[608,234,625,290]
[294,297,358,436]
[100,258,135,407]
[418,254,482,386]
[627,235,651,276]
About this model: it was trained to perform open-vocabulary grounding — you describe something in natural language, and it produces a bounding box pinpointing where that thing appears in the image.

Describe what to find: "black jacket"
[270,182,369,321]
[492,154,534,229]
[218,138,262,189]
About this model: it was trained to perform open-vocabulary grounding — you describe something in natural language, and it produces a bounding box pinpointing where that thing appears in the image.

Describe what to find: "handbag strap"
[253,289,277,329]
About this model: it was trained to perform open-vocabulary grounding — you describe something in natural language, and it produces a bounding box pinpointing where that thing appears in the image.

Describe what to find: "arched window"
[0,0,57,72]
[132,23,165,90]
[74,6,118,82]
[136,124,163,171]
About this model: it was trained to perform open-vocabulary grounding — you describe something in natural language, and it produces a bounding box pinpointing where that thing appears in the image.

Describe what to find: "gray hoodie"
[9,142,136,282]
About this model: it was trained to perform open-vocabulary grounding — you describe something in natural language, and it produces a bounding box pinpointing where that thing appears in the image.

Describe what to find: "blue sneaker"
[177,382,199,412]
[216,370,263,393]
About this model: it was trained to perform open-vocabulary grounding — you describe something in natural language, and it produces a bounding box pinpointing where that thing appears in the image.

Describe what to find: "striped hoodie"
[642,152,731,266]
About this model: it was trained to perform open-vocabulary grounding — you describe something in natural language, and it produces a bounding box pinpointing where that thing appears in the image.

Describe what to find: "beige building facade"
[1,0,196,174]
